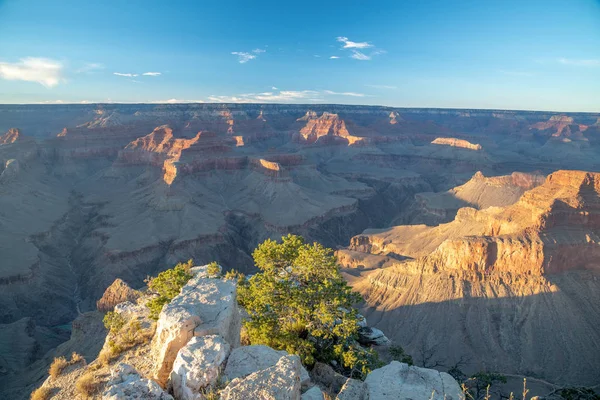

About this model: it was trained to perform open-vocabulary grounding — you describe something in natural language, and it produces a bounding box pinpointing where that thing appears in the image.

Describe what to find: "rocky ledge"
[33,265,463,399]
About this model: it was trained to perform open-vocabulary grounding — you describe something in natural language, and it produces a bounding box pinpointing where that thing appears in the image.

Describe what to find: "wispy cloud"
[206,89,369,103]
[271,86,278,90]
[365,84,397,89]
[350,50,371,61]
[152,98,205,104]
[323,90,366,97]
[336,36,373,49]
[142,72,161,76]
[0,57,63,87]
[330,56,340,59]
[335,37,385,61]
[209,90,322,103]
[232,52,256,63]
[232,48,266,64]
[558,58,600,67]
[114,72,138,77]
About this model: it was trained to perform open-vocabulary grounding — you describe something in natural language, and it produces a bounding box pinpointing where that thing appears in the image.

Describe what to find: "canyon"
[1,104,600,396]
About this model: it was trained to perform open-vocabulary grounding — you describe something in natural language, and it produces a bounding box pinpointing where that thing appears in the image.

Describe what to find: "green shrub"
[206,261,221,278]
[224,269,246,282]
[103,311,126,333]
[146,260,194,319]
[389,345,414,365]
[238,234,376,378]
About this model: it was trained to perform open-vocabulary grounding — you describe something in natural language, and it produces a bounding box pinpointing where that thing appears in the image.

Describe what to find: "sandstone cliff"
[346,170,600,386]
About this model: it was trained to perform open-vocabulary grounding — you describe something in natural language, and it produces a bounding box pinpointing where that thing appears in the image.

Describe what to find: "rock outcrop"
[220,355,303,400]
[348,170,600,385]
[170,335,230,400]
[152,267,240,386]
[96,278,141,312]
[103,363,174,400]
[224,345,310,388]
[364,361,462,400]
[0,128,21,145]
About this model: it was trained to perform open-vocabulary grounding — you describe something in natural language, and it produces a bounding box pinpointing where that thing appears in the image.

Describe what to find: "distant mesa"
[296,111,366,145]
[530,114,589,137]
[431,137,482,150]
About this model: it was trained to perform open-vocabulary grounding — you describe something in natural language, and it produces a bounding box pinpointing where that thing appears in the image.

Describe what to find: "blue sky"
[0,0,599,111]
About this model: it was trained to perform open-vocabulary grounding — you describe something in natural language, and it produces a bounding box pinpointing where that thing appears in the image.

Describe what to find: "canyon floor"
[1,104,599,395]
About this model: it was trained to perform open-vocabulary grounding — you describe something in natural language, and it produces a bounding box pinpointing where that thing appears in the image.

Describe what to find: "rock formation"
[345,170,600,385]
[431,137,482,150]
[25,265,465,400]
[96,278,141,312]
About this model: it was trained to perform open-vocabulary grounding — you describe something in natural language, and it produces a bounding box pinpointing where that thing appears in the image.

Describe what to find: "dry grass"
[70,352,85,365]
[98,320,154,367]
[30,386,52,400]
[76,372,101,399]
[48,356,69,379]
[48,352,88,379]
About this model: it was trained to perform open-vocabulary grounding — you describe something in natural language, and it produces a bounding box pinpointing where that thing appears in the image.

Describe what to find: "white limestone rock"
[302,386,325,400]
[169,335,230,400]
[103,363,173,400]
[364,361,464,400]
[224,345,310,389]
[336,378,366,400]
[220,355,302,400]
[152,268,240,386]
[357,327,389,346]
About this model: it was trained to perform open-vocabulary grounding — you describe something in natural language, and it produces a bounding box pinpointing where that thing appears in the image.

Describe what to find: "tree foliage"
[146,259,194,319]
[238,234,379,378]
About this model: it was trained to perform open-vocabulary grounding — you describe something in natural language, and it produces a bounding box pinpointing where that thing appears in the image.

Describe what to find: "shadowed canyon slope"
[342,170,600,386]
[1,104,600,392]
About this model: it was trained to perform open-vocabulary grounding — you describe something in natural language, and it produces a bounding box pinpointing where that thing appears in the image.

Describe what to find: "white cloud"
[329,56,340,59]
[152,98,205,104]
[558,58,600,67]
[142,72,161,76]
[206,88,370,103]
[350,50,371,61]
[232,52,257,63]
[324,90,365,97]
[0,57,63,87]
[114,72,138,77]
[271,86,278,90]
[209,90,323,103]
[252,49,266,54]
[336,36,373,49]
[365,84,397,89]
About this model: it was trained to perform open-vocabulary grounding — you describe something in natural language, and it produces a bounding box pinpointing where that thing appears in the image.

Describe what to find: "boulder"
[103,363,173,400]
[364,361,463,400]
[152,269,240,386]
[97,278,141,312]
[302,386,325,400]
[220,355,303,400]
[336,378,366,400]
[224,345,310,388]
[169,335,230,400]
[310,362,347,394]
[357,326,389,346]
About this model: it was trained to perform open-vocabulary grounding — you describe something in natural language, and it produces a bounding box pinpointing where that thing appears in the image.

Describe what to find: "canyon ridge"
[1,104,600,397]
